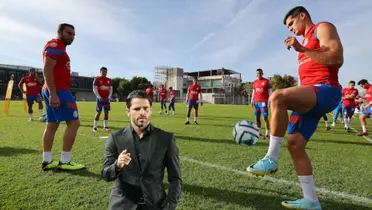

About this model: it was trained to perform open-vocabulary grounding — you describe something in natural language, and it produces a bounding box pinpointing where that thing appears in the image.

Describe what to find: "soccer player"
[41,23,85,171]
[145,84,154,106]
[322,114,331,131]
[342,81,359,132]
[357,79,372,136]
[159,84,168,114]
[18,68,44,122]
[185,77,203,125]
[247,6,343,209]
[251,68,272,139]
[331,99,343,126]
[92,67,112,132]
[168,86,176,115]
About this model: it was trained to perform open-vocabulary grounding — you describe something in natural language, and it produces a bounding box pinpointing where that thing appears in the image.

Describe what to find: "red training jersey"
[19,76,40,96]
[365,85,372,105]
[93,76,112,99]
[159,88,167,100]
[253,78,271,102]
[169,89,176,101]
[298,22,340,87]
[188,84,201,101]
[42,38,71,90]
[342,88,358,107]
[146,88,153,101]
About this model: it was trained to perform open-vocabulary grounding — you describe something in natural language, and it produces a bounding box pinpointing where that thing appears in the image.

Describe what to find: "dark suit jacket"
[101,124,182,210]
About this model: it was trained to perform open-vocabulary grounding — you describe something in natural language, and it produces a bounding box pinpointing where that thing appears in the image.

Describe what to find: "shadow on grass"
[175,135,269,147]
[0,147,38,157]
[176,183,372,210]
[311,139,372,146]
[52,168,102,180]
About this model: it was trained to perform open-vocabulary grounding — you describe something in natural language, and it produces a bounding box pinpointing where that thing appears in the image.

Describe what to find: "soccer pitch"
[1,101,372,210]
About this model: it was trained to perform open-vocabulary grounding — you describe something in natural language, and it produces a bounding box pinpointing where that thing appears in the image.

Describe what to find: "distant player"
[18,68,45,122]
[357,79,372,136]
[247,6,343,209]
[322,114,331,131]
[331,99,343,126]
[41,23,85,171]
[185,77,203,125]
[251,68,272,139]
[342,80,359,132]
[168,86,176,115]
[159,84,168,114]
[146,84,154,106]
[92,67,112,132]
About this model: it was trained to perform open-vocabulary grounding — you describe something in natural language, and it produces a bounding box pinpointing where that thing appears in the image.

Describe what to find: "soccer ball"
[233,120,260,146]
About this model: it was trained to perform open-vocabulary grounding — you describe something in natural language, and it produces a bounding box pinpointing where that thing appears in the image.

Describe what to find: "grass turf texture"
[1,101,372,210]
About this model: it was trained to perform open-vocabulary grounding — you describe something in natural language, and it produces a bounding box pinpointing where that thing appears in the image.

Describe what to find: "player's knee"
[270,90,285,106]
[286,133,306,152]
[46,122,59,132]
[67,119,80,130]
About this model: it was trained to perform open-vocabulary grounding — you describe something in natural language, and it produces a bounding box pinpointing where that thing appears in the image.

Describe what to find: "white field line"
[179,157,372,205]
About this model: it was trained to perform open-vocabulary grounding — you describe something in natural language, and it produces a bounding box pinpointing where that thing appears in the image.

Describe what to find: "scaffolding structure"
[153,65,184,102]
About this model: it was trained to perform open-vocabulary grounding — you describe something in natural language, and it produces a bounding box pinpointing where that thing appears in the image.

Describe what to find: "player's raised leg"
[248,6,344,209]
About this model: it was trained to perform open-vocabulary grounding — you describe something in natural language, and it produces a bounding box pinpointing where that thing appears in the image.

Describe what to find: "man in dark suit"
[102,90,182,210]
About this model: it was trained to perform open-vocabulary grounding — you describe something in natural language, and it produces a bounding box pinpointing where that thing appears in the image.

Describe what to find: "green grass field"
[1,101,372,210]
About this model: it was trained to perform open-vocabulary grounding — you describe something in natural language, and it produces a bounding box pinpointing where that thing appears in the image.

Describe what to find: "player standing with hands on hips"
[247,6,343,209]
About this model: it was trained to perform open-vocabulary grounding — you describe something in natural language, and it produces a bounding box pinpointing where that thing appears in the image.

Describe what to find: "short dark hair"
[58,23,75,32]
[357,79,369,85]
[283,6,311,25]
[256,68,263,72]
[349,80,356,85]
[29,68,36,72]
[126,90,151,108]
[149,84,153,88]
[100,67,107,71]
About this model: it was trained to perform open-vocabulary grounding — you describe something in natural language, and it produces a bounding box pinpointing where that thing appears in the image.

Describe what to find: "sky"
[1,0,372,86]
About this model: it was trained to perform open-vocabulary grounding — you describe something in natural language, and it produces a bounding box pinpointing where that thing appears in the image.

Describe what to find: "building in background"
[153,65,184,102]
[0,64,96,101]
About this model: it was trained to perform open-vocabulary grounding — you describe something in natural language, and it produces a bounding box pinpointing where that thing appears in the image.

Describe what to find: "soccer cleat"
[281,198,322,210]
[331,122,336,127]
[28,118,33,122]
[58,161,85,170]
[104,127,110,132]
[194,121,199,125]
[358,132,368,136]
[185,121,190,125]
[41,161,59,171]
[324,126,331,131]
[246,155,278,176]
[92,128,99,133]
[264,134,269,139]
[172,112,175,115]
[347,128,351,132]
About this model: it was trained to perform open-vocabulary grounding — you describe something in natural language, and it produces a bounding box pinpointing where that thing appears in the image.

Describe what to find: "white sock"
[344,118,348,128]
[265,129,269,136]
[347,117,351,127]
[194,117,197,122]
[187,117,190,122]
[104,120,108,128]
[324,121,329,127]
[29,113,33,119]
[299,175,318,201]
[60,151,71,164]
[43,151,52,163]
[362,125,367,133]
[39,109,43,116]
[93,120,98,129]
[266,135,283,162]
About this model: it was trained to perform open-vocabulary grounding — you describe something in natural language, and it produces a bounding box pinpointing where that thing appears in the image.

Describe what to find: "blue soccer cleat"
[281,198,322,210]
[246,155,278,176]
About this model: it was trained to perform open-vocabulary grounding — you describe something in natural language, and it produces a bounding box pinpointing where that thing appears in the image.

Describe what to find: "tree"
[270,74,297,90]
[129,76,149,91]
[111,77,121,96]
[117,78,130,97]
[241,82,254,96]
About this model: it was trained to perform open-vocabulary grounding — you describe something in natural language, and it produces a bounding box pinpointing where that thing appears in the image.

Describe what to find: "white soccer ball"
[233,120,260,146]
